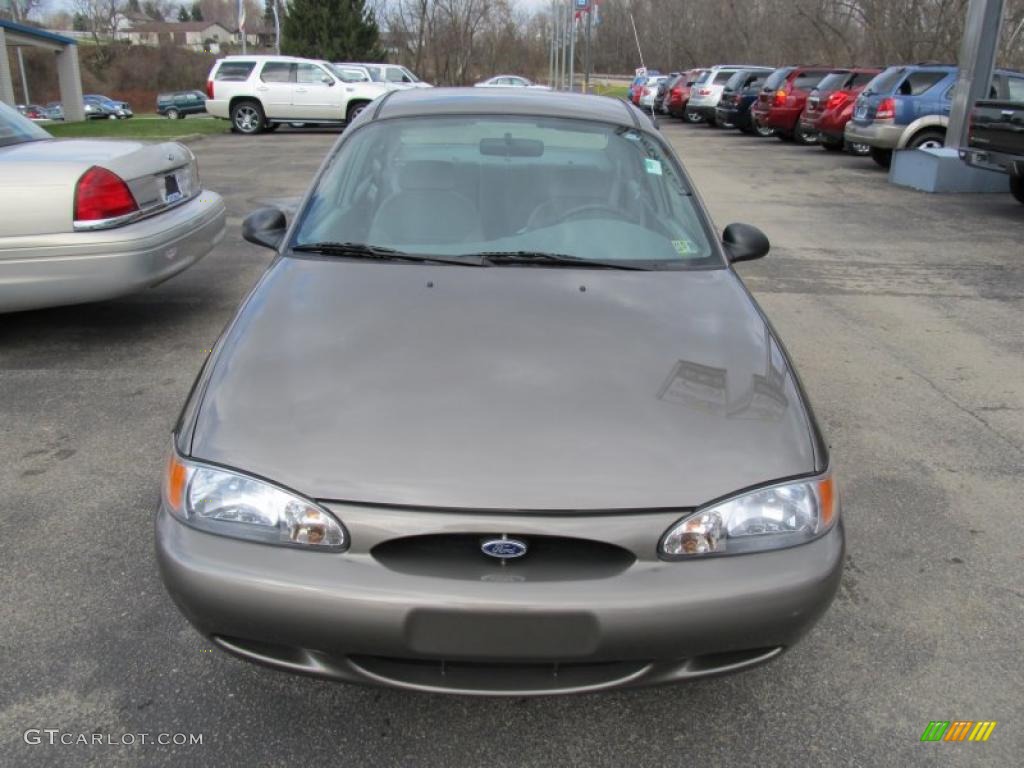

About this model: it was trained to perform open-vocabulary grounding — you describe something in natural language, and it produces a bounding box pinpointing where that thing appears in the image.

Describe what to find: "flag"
[239,0,246,33]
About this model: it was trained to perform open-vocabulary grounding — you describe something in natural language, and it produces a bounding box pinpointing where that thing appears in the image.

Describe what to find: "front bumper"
[960,147,1022,177]
[844,120,903,149]
[0,192,225,313]
[156,500,844,695]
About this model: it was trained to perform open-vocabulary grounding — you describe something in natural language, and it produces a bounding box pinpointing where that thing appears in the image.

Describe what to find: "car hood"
[189,259,817,511]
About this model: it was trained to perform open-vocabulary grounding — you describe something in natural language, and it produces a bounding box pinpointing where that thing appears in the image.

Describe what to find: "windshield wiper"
[473,251,652,271]
[291,242,481,267]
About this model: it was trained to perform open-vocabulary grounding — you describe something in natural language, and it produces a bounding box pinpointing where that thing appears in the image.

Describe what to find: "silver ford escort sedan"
[157,88,843,696]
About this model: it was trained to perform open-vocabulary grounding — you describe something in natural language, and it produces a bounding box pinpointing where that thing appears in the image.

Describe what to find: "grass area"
[45,118,229,140]
[590,83,630,100]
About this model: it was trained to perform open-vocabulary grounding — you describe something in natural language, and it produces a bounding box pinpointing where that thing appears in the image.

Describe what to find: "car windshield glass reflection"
[293,116,721,269]
[0,102,51,147]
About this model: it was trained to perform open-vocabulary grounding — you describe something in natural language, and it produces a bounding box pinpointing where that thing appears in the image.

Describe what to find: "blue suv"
[846,65,1024,168]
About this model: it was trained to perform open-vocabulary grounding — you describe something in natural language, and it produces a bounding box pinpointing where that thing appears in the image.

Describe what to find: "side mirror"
[722,223,769,263]
[242,207,287,250]
[323,76,335,86]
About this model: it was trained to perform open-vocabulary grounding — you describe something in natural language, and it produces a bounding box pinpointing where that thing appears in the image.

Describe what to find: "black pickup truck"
[960,93,1024,205]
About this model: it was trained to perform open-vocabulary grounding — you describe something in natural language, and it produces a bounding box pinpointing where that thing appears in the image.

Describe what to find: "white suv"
[205,55,390,134]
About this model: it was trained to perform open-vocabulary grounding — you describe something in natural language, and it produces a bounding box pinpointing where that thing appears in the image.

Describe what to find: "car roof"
[370,87,651,132]
[219,55,316,62]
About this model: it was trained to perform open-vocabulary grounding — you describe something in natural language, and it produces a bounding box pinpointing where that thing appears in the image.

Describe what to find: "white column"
[56,43,86,122]
[0,29,17,108]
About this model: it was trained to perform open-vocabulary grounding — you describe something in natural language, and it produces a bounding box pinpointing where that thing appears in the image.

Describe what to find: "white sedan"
[474,75,551,90]
[0,102,225,313]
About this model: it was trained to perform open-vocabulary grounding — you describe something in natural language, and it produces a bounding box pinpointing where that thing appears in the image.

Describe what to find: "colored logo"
[480,537,528,559]
[920,721,997,742]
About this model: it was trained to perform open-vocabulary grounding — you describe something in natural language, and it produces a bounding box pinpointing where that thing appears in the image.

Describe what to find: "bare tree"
[71,0,126,46]
[2,0,47,23]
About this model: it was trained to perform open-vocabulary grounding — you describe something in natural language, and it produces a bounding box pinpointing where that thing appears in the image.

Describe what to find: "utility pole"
[272,0,281,55]
[549,1,556,87]
[583,6,592,94]
[568,6,575,92]
[561,1,569,90]
[17,48,30,104]
[239,0,247,54]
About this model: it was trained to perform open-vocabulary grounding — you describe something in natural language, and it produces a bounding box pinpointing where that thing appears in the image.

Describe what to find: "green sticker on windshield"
[672,239,698,256]
[644,158,663,176]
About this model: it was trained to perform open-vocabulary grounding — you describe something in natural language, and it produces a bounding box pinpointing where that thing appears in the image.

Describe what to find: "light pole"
[568,1,576,92]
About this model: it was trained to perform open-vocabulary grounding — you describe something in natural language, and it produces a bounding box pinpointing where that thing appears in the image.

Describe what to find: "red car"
[752,66,840,143]
[667,69,707,119]
[799,69,882,153]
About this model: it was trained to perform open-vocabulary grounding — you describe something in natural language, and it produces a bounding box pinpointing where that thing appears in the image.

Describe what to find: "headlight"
[163,451,346,550]
[660,471,837,558]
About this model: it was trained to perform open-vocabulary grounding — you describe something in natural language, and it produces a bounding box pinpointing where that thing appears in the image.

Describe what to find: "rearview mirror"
[722,223,769,263]
[323,76,335,86]
[242,207,287,250]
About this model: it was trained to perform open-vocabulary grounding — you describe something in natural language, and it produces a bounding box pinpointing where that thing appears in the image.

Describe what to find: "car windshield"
[293,116,720,269]
[0,101,51,148]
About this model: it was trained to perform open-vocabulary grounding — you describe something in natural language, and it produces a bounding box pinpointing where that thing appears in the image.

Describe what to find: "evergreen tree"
[283,0,384,62]
[178,5,190,22]
[126,0,142,14]
[191,1,203,22]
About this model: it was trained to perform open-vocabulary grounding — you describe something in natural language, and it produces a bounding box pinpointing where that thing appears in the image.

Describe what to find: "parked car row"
[17,96,131,122]
[649,62,1024,182]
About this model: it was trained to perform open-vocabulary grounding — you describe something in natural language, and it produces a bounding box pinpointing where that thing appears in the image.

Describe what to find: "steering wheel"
[527,202,637,230]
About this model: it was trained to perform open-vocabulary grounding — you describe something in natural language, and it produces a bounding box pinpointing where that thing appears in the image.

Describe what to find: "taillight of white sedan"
[0,102,225,313]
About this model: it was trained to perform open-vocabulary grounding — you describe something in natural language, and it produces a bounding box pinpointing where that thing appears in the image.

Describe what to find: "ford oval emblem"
[481,537,528,559]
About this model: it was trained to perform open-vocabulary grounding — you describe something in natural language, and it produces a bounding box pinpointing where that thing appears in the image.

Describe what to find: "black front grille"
[371,533,635,582]
[349,655,648,693]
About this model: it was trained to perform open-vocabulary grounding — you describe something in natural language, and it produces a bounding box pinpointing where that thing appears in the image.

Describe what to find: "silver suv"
[205,55,390,134]
[686,65,772,125]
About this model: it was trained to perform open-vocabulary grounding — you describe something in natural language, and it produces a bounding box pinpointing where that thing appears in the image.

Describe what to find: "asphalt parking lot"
[2,121,1022,767]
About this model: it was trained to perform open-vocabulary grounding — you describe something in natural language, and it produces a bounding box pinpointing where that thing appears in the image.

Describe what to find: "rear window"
[1008,76,1024,103]
[864,67,906,95]
[794,70,833,90]
[763,68,793,90]
[815,73,849,92]
[850,72,878,88]
[695,71,713,84]
[899,71,948,96]
[215,61,256,81]
[723,72,743,90]
[713,71,735,85]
